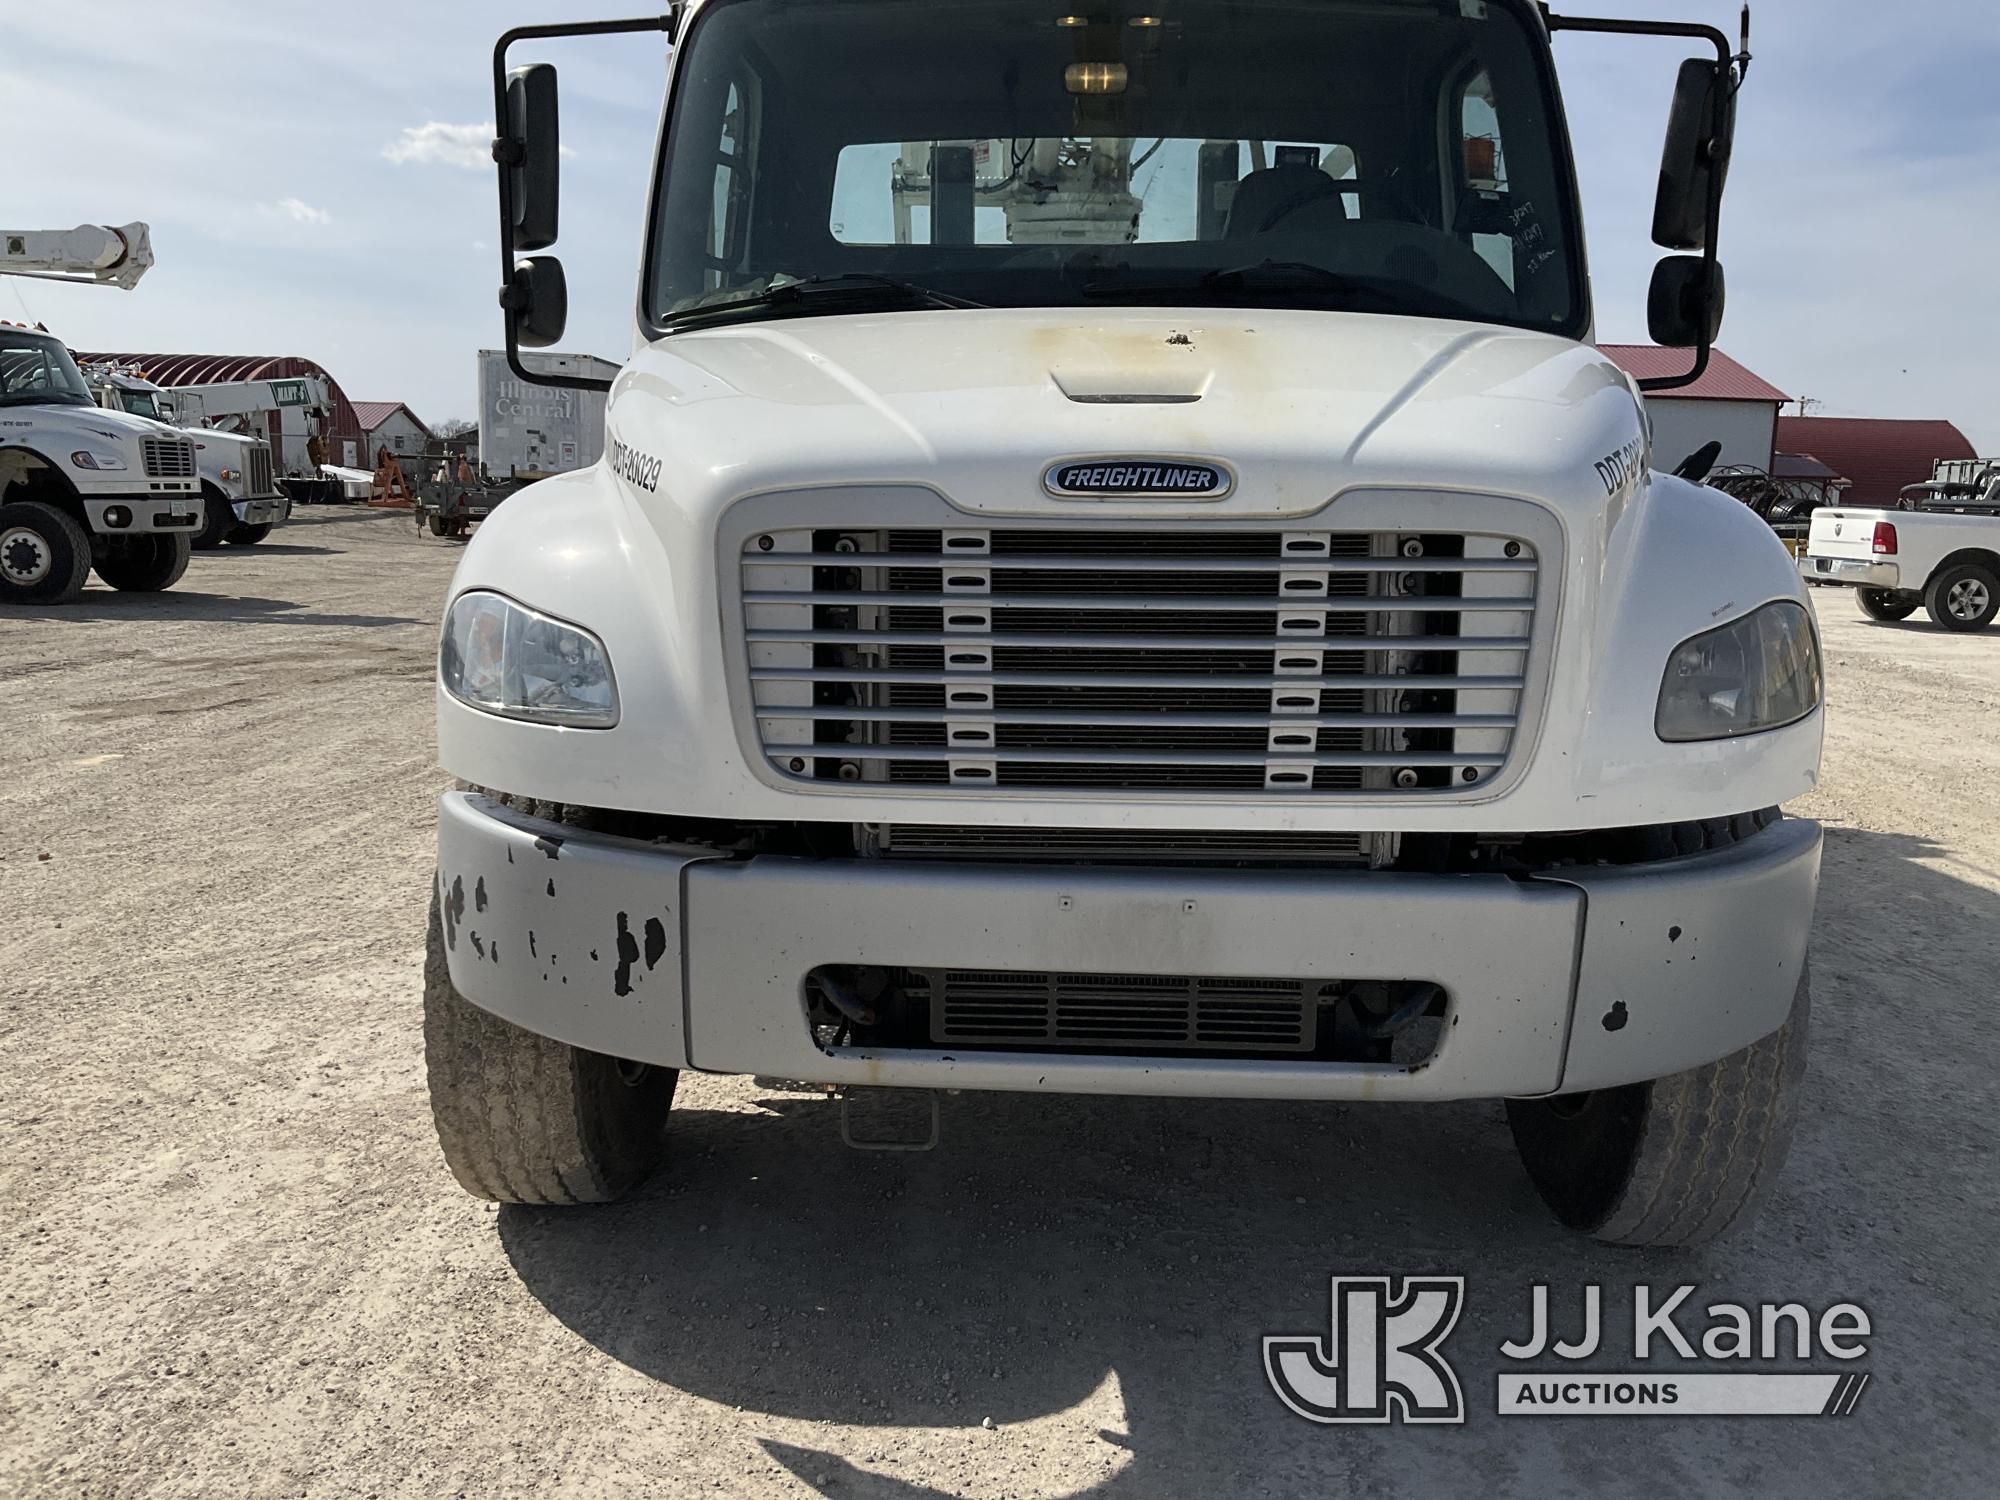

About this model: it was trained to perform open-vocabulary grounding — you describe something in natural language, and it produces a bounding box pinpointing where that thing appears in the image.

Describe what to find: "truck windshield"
[116,390,166,421]
[0,331,95,409]
[649,0,1583,335]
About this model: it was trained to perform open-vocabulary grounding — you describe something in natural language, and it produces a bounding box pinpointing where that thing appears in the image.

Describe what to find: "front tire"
[1855,587,1919,622]
[194,484,235,549]
[0,500,92,604]
[1924,562,1999,632]
[93,532,192,592]
[224,522,274,546]
[1507,964,1809,1247]
[423,894,676,1204]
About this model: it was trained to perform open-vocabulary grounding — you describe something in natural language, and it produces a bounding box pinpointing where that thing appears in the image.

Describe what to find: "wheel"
[423,892,676,1204]
[1506,963,1809,1247]
[92,532,192,592]
[0,500,92,605]
[1855,588,1920,622]
[428,512,451,537]
[194,484,235,549]
[224,522,273,546]
[1924,562,1999,632]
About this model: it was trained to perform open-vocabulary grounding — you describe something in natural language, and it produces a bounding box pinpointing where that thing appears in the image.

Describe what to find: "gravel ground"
[3,507,1996,1497]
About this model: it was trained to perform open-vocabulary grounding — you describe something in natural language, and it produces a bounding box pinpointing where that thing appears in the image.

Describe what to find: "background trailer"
[476,349,617,479]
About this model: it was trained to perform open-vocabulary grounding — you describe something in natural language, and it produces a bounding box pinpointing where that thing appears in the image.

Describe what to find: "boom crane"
[1,222,153,290]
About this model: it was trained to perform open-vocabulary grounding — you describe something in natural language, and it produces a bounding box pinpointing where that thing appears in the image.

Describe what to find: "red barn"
[1775,417,1977,508]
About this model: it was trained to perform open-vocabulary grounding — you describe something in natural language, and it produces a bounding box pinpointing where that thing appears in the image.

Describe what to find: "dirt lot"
[3,507,1996,1497]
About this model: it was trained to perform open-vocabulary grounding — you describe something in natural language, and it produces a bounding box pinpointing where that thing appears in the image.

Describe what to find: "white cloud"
[383,120,493,169]
[263,197,330,225]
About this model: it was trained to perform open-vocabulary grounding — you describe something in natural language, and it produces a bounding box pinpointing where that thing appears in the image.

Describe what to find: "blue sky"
[5,1,1994,450]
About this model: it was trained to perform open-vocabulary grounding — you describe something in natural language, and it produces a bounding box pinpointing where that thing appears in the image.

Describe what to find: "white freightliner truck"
[84,366,291,548]
[1,224,204,603]
[424,0,1826,1247]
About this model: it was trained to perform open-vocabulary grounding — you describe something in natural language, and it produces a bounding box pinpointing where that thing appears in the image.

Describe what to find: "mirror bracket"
[1548,7,1751,392]
[491,13,676,392]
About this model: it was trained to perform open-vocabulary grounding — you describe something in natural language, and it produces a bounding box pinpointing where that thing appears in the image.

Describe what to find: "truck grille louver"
[246,443,274,497]
[914,969,1322,1052]
[738,524,1538,797]
[140,437,196,479]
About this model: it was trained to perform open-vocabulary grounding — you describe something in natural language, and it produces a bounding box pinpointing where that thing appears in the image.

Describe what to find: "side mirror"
[502,255,569,347]
[1648,255,1726,347]
[504,63,561,251]
[1654,58,1735,250]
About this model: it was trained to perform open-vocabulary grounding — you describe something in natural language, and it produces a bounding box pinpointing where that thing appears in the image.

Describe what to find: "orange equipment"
[369,446,413,509]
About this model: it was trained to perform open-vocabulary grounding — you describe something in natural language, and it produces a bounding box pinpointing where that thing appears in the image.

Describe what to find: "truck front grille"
[141,437,196,479]
[915,969,1321,1052]
[246,443,275,496]
[739,524,1538,797]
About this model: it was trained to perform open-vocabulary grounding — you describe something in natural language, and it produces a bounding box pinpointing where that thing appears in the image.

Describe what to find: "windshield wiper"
[1081,260,1489,322]
[666,273,985,326]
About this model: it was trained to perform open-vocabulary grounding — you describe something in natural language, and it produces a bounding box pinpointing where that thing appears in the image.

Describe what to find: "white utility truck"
[85,365,290,548]
[1802,487,2000,631]
[425,0,1825,1247]
[1,224,202,603]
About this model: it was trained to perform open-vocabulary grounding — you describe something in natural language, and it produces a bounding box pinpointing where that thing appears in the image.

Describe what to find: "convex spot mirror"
[505,62,561,252]
[504,255,569,348]
[1648,255,1726,348]
[1654,57,1736,250]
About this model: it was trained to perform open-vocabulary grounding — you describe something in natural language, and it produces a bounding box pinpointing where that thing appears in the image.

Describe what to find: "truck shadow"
[195,543,343,557]
[2,592,425,627]
[496,823,2000,1497]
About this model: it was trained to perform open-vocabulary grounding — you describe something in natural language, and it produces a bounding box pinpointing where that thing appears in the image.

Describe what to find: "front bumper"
[232,493,291,526]
[81,495,201,534]
[434,792,1821,1101]
[1801,555,1900,588]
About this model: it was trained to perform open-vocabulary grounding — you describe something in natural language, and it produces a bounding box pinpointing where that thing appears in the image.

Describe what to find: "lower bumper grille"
[915,969,1321,1052]
[875,824,1378,865]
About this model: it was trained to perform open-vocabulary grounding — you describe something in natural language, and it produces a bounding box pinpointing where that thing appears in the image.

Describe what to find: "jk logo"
[1264,1277,1466,1425]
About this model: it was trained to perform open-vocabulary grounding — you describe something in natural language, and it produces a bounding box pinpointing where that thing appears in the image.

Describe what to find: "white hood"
[0,398,172,455]
[607,306,1647,521]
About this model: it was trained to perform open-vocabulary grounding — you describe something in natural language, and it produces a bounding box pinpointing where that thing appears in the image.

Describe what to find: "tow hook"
[839,1087,941,1152]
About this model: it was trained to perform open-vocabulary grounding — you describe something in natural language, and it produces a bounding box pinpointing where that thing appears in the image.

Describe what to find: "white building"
[1600,346,1789,474]
[353,401,433,465]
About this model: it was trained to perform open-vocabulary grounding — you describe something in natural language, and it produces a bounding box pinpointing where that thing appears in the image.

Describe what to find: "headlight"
[218,468,239,483]
[440,591,619,728]
[1656,601,1821,743]
[70,450,128,471]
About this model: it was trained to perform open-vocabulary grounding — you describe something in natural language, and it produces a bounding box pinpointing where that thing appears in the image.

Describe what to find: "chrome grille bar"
[745,552,1536,574]
[744,590,1535,613]
[747,629,1529,650]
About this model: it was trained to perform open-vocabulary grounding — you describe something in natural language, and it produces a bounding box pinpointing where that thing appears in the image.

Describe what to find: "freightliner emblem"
[1044,457,1232,499]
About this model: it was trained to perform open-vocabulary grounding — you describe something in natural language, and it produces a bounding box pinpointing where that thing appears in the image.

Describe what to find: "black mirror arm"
[1546,8,1749,394]
[492,13,677,393]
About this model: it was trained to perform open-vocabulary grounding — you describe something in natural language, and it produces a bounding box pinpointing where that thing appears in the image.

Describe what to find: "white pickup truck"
[422,0,1824,1249]
[1802,497,2000,632]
